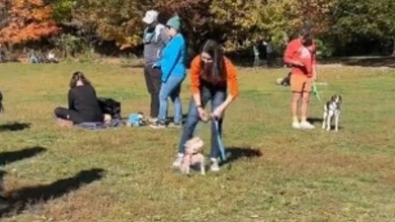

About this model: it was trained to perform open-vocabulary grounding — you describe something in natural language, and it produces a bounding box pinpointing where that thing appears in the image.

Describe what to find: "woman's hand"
[197,107,210,122]
[212,106,225,119]
[292,61,305,67]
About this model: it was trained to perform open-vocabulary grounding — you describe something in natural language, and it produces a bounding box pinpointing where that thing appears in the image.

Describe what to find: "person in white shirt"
[253,41,260,68]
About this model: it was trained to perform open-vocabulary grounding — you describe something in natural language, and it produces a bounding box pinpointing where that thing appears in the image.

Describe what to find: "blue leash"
[212,116,227,161]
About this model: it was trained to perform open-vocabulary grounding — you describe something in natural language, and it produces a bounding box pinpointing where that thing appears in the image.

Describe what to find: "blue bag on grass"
[127,113,146,127]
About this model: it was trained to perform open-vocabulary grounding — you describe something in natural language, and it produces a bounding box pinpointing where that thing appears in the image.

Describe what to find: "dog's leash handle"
[212,116,227,161]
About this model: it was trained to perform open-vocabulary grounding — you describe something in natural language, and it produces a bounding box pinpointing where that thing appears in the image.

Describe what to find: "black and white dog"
[322,94,342,131]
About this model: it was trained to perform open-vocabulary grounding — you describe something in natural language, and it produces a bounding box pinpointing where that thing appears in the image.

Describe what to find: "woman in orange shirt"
[172,39,239,172]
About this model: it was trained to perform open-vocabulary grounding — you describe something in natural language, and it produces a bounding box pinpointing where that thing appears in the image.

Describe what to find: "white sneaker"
[149,121,166,129]
[292,121,301,129]
[172,153,184,168]
[210,158,220,172]
[148,118,158,124]
[300,121,315,129]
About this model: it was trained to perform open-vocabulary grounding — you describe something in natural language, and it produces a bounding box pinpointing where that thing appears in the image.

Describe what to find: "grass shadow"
[340,56,395,68]
[0,146,47,213]
[307,117,324,125]
[0,147,46,166]
[120,64,145,69]
[0,168,105,217]
[167,114,189,123]
[308,118,345,130]
[0,122,31,132]
[326,125,345,131]
[220,147,263,166]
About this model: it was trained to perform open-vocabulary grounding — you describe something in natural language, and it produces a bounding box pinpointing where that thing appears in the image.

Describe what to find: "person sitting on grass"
[172,39,239,172]
[54,71,104,127]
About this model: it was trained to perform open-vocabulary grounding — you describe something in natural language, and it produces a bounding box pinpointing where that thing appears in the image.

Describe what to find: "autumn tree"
[54,0,158,50]
[49,0,395,58]
[0,0,58,48]
[53,0,210,57]
[156,0,211,57]
[209,0,265,51]
[330,0,395,55]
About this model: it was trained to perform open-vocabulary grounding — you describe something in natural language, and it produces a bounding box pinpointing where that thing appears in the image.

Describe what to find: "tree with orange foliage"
[59,0,210,55]
[0,0,58,47]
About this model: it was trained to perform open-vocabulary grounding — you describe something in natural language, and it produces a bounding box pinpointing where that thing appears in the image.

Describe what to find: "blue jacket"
[158,33,186,83]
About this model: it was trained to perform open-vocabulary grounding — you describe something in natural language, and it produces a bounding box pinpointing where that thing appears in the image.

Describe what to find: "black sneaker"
[149,121,166,129]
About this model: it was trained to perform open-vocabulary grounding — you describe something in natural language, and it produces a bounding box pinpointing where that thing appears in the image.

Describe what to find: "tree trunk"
[392,37,395,56]
[8,43,13,54]
[282,31,289,45]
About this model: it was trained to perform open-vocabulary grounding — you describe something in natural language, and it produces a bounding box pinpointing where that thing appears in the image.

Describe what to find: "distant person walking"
[263,37,274,67]
[253,40,260,68]
[142,10,170,123]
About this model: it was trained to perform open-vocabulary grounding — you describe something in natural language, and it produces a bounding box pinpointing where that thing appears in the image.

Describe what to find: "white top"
[263,41,273,53]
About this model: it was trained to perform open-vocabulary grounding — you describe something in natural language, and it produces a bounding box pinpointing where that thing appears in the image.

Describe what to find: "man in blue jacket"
[142,10,170,123]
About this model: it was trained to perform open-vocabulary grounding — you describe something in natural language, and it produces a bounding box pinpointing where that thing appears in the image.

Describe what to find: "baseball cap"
[142,10,158,25]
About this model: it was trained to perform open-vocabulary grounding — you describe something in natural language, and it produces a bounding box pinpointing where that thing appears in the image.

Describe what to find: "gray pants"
[144,66,162,118]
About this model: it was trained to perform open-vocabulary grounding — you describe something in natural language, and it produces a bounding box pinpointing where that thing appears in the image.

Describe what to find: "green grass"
[1,62,395,221]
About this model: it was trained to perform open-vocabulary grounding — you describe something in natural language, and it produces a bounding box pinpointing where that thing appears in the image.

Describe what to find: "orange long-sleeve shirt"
[189,55,239,98]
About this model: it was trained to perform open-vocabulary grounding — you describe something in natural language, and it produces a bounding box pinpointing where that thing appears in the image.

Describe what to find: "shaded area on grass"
[221,147,263,166]
[2,61,395,221]
[120,63,144,69]
[0,147,46,166]
[341,56,395,68]
[0,147,47,213]
[307,117,345,130]
[318,56,395,68]
[0,122,31,132]
[307,117,324,125]
[0,168,105,217]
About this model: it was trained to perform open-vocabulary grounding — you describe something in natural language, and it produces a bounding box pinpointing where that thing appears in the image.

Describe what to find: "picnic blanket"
[76,119,125,130]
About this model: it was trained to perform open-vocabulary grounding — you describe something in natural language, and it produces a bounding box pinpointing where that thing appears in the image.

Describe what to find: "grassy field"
[0,62,395,222]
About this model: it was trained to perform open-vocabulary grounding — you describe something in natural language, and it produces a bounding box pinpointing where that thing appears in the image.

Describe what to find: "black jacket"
[68,85,103,122]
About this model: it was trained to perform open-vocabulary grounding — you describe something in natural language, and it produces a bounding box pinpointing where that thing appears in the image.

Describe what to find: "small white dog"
[322,94,342,131]
[180,137,205,175]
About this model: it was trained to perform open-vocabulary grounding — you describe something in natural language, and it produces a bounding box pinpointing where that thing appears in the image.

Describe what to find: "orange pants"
[290,74,312,93]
